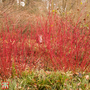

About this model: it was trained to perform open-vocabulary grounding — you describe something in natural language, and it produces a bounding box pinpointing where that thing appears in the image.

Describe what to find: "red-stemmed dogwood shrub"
[0,13,90,79]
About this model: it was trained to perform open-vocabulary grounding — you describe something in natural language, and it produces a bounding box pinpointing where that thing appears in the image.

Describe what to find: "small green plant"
[11,62,16,78]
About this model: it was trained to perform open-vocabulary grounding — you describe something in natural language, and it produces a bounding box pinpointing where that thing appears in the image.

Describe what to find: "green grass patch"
[0,70,90,90]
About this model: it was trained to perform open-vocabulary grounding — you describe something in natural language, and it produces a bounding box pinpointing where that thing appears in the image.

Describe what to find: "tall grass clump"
[0,12,90,80]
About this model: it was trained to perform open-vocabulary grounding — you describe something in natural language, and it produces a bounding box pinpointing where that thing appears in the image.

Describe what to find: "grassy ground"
[0,70,90,90]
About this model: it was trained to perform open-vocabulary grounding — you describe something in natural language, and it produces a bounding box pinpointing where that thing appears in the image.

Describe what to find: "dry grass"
[0,0,90,29]
[0,0,48,31]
